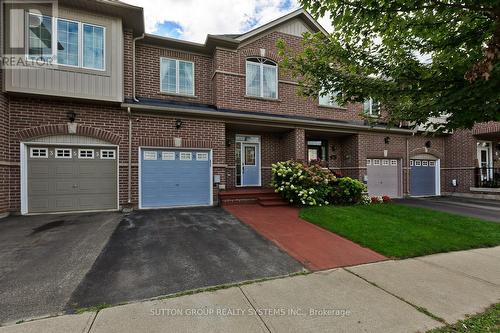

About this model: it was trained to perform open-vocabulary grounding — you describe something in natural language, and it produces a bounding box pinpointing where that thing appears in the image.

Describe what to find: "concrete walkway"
[224,204,387,270]
[2,247,498,333]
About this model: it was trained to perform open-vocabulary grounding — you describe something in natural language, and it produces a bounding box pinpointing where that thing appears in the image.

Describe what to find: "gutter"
[132,34,145,102]
[121,103,415,135]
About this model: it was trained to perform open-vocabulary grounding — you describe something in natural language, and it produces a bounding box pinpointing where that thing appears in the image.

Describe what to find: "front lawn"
[427,303,499,333]
[300,204,500,258]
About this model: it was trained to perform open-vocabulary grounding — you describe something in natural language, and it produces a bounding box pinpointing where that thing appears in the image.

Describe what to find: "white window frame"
[373,159,380,166]
[363,98,380,116]
[26,12,56,62]
[143,151,157,161]
[160,57,195,96]
[196,152,209,161]
[422,160,429,167]
[429,161,436,167]
[366,159,371,166]
[245,57,278,99]
[82,23,106,71]
[55,18,80,68]
[390,160,398,166]
[410,160,414,166]
[100,149,116,160]
[55,148,72,159]
[179,152,192,161]
[318,90,340,107]
[382,159,389,166]
[161,151,176,160]
[26,13,106,71]
[78,149,94,159]
[30,147,48,158]
[415,160,421,166]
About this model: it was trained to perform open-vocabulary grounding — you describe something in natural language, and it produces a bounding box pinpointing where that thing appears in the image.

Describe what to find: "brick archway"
[241,49,281,64]
[16,124,122,145]
[409,147,443,160]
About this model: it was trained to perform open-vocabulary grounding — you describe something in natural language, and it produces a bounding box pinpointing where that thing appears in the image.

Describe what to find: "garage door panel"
[27,145,117,213]
[141,149,211,208]
[367,159,401,198]
[411,160,437,196]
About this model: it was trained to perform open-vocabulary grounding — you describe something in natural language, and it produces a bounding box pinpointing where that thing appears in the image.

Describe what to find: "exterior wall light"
[67,111,76,123]
[175,119,183,129]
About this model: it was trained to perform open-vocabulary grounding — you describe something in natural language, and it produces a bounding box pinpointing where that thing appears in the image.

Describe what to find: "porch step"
[220,188,288,207]
[258,198,289,207]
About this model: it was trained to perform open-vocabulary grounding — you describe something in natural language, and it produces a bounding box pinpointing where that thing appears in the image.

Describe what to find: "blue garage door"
[410,159,437,196]
[141,149,211,208]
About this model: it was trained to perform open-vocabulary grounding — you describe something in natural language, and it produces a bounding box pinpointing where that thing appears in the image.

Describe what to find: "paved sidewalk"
[1,246,498,333]
[224,204,386,270]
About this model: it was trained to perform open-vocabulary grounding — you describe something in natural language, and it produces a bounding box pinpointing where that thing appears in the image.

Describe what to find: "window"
[162,152,175,160]
[390,160,398,166]
[319,90,340,107]
[30,147,48,158]
[422,160,429,166]
[429,161,436,167]
[55,148,72,158]
[57,19,79,66]
[366,159,372,166]
[196,152,209,161]
[143,151,157,160]
[382,159,389,166]
[363,98,380,116]
[246,57,277,99]
[78,149,94,159]
[83,24,105,70]
[27,13,105,70]
[100,150,116,159]
[179,152,192,161]
[307,140,328,162]
[415,160,421,166]
[160,58,194,95]
[373,159,381,165]
[28,14,53,61]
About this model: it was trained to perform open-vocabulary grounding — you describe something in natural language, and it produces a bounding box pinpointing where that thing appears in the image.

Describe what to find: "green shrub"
[329,177,367,204]
[271,161,335,206]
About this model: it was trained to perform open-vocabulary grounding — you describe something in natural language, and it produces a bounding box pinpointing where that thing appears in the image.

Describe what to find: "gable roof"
[142,8,328,54]
[233,8,328,41]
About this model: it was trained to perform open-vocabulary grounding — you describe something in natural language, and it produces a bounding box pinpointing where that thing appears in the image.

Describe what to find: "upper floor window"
[363,98,380,116]
[28,14,53,61]
[246,57,277,99]
[83,24,105,70]
[319,90,340,107]
[160,58,194,95]
[27,13,105,71]
[57,19,79,66]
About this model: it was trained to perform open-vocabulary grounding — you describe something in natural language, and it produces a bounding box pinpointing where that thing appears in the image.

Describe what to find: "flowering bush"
[382,195,392,203]
[271,161,335,206]
[330,177,367,204]
[371,196,383,204]
[359,194,372,205]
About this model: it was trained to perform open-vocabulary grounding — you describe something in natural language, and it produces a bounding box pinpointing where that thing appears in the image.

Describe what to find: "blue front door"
[242,143,260,186]
[141,149,211,208]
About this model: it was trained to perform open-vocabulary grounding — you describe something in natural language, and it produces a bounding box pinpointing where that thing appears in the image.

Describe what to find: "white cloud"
[122,0,333,42]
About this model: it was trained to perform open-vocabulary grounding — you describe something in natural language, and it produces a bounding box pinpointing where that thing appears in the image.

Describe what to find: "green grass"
[427,303,499,333]
[300,204,500,258]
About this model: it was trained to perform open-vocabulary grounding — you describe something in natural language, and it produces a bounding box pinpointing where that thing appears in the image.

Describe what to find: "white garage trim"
[138,146,214,210]
[20,141,120,215]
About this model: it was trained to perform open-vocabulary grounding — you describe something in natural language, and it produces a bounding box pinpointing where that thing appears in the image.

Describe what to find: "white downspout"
[127,107,132,204]
[132,34,145,102]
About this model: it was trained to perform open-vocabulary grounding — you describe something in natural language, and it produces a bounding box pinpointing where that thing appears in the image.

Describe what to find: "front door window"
[307,140,327,163]
[477,141,492,180]
[244,146,256,165]
[235,135,261,186]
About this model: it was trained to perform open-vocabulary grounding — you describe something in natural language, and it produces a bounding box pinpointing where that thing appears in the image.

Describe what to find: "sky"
[121,0,333,43]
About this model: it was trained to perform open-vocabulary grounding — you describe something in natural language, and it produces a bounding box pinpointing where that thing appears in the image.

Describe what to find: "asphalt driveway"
[0,212,122,324]
[67,207,303,309]
[395,196,500,222]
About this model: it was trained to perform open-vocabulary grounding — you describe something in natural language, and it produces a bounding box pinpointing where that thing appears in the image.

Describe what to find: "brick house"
[0,1,498,217]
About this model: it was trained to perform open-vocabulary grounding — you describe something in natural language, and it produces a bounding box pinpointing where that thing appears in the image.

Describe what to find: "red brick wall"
[212,32,364,122]
[7,97,225,211]
[123,29,134,99]
[135,43,213,104]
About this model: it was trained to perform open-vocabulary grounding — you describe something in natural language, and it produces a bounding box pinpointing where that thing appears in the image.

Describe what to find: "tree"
[277,0,500,130]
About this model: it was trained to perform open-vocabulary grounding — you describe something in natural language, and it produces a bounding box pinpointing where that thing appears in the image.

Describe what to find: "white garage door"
[366,159,401,198]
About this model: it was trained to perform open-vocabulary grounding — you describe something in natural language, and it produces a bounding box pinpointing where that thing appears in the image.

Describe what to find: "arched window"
[245,57,278,99]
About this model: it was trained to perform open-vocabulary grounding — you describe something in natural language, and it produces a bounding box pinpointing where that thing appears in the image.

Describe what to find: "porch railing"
[474,167,500,188]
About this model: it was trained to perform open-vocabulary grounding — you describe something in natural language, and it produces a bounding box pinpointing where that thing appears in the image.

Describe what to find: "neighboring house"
[0,1,498,216]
